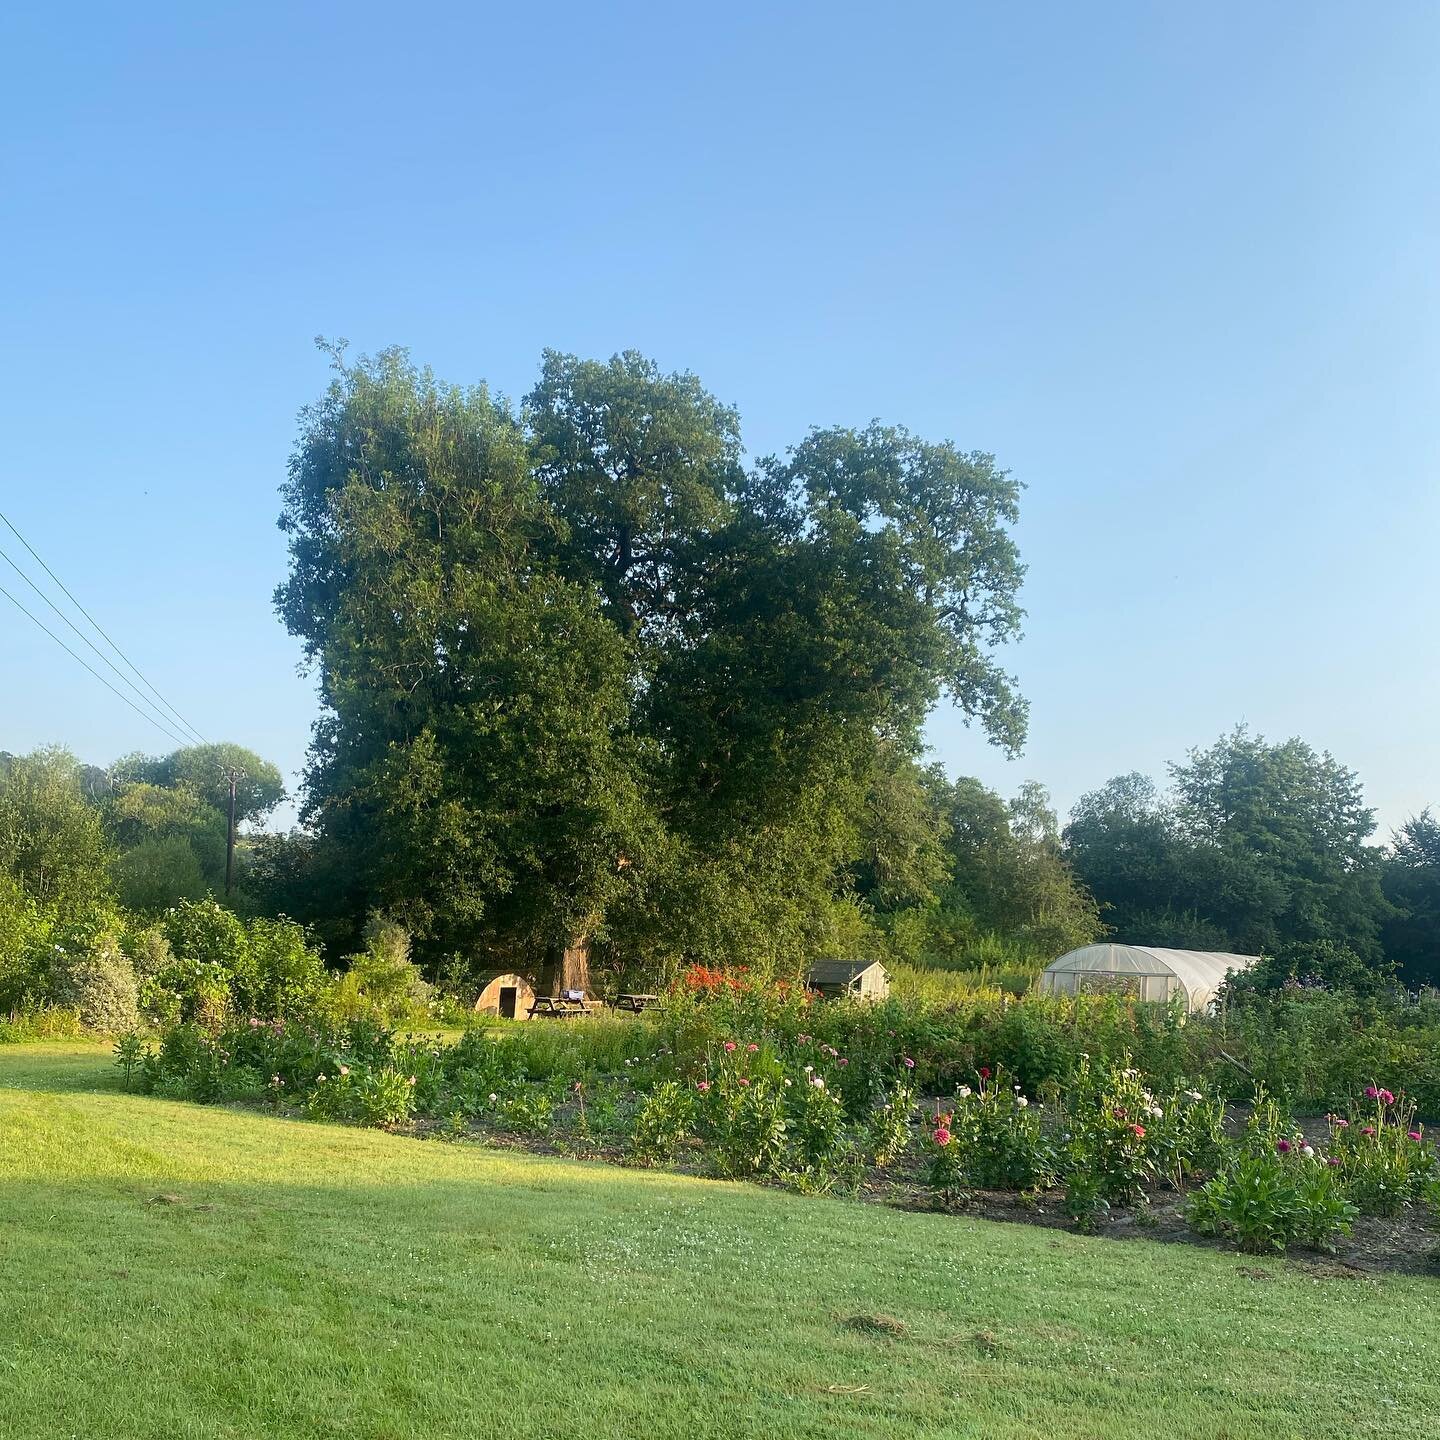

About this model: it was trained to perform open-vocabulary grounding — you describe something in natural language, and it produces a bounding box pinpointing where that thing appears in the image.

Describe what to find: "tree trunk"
[539,931,591,997]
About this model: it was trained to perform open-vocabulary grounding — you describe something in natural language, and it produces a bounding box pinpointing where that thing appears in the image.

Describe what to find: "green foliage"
[865,1080,915,1166]
[1325,1089,1438,1216]
[0,748,113,920]
[0,1004,84,1042]
[306,1065,418,1128]
[1383,809,1440,988]
[276,344,1028,977]
[111,835,211,913]
[111,744,285,828]
[629,1080,695,1164]
[1067,728,1394,965]
[698,1072,789,1179]
[147,900,328,1025]
[48,930,138,1033]
[927,1066,1057,1192]
[1221,940,1397,1000]
[330,915,433,1026]
[1186,1154,1357,1254]
[874,772,1100,973]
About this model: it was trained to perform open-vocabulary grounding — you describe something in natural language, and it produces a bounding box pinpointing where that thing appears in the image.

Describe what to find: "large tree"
[1065,728,1393,962]
[276,346,1027,985]
[104,743,285,913]
[1382,810,1440,987]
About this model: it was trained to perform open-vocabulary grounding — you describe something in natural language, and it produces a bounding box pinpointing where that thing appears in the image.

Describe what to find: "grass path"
[1,1043,1436,1440]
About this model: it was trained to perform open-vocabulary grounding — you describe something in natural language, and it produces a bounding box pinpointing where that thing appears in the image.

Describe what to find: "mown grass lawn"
[2,1044,1436,1440]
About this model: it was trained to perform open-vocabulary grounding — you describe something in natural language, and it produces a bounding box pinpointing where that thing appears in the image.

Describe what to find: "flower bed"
[115,995,1440,1269]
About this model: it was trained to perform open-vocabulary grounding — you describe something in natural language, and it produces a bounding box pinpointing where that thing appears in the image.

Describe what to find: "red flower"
[978,1067,991,1080]
[933,1126,951,1146]
[1131,1124,1146,1138]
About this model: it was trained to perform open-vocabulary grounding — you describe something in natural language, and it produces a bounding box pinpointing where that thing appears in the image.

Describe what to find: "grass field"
[2,1043,1437,1440]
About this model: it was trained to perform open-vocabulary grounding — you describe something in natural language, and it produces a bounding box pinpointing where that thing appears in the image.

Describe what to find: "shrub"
[50,931,139,1033]
[924,1115,969,1207]
[939,1066,1057,1191]
[699,1074,788,1178]
[785,1072,849,1183]
[1187,1152,1356,1254]
[495,1087,555,1135]
[331,916,433,1026]
[865,1081,915,1167]
[1325,1088,1438,1215]
[630,1080,695,1164]
[306,1064,418,1127]
[246,917,330,1021]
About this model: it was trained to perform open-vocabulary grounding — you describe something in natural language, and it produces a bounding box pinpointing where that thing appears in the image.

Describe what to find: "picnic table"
[612,993,661,1013]
[527,995,595,1019]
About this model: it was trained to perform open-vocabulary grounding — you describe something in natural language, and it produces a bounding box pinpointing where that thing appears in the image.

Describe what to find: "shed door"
[499,986,517,1020]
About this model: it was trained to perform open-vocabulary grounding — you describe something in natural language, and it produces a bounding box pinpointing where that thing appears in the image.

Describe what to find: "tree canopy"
[1065,727,1393,963]
[275,346,1029,979]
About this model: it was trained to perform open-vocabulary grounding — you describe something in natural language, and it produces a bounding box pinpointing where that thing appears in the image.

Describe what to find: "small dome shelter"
[473,972,536,1021]
[1037,945,1260,1014]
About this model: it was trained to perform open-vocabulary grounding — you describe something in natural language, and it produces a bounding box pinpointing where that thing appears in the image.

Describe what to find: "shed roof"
[807,959,887,984]
[1043,944,1259,1002]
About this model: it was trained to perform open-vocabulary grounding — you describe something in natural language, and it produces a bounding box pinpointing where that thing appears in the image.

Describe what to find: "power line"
[0,580,192,750]
[0,507,209,745]
[0,539,206,747]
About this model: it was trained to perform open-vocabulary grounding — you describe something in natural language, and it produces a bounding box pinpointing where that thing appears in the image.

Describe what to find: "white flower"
[956,1085,972,1099]
[803,1064,813,1074]
[488,1092,498,1103]
[1148,1105,1163,1119]
[1015,1096,1029,1109]
[1185,1089,1202,1102]
[811,1076,825,1089]
[1301,1144,1315,1159]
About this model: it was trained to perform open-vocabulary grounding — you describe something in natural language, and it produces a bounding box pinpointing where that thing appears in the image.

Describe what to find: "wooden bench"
[527,995,594,1020]
[612,993,661,1013]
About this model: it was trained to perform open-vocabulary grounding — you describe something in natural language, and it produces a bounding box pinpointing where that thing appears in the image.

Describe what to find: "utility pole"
[221,765,245,897]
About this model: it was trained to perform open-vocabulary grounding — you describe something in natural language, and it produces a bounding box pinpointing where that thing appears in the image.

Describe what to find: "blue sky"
[2,3,1436,836]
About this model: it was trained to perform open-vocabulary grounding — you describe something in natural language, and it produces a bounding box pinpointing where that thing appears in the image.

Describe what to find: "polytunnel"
[1037,944,1260,1014]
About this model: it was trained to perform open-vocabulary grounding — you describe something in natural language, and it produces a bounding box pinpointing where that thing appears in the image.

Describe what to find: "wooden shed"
[806,959,890,1001]
[473,972,536,1021]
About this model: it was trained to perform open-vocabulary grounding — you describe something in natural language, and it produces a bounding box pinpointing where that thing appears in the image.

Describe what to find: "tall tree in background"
[277,346,1028,982]
[1383,810,1440,987]
[105,744,285,913]
[1066,728,1393,962]
[0,748,113,919]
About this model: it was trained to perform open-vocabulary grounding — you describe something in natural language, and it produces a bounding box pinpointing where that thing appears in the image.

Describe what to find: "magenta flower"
[737,1077,750,1087]
[1362,1126,1376,1137]
[1276,1138,1291,1153]
[1333,1118,1350,1129]
[1379,1089,1396,1106]
[933,1126,951,1146]
[1365,1086,1380,1100]
[745,1043,759,1053]
[837,1057,848,1067]
[1327,1156,1342,1168]
[903,1057,915,1069]
[696,1080,711,1092]
[1408,1131,1423,1142]
[723,1041,737,1053]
